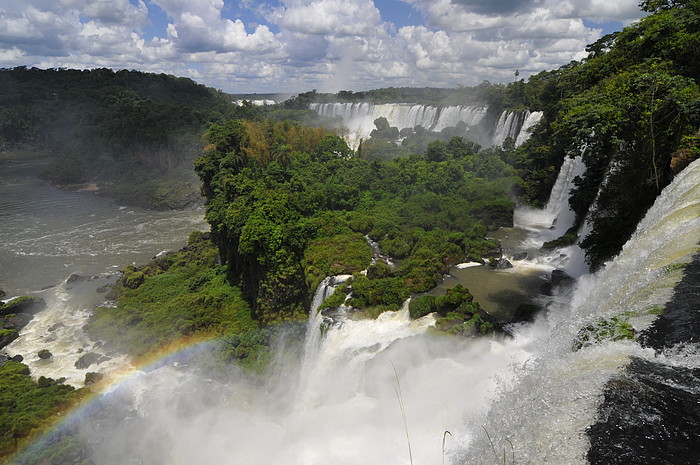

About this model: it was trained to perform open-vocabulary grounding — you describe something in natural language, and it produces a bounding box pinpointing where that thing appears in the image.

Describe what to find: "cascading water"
[509,155,588,276]
[310,103,486,149]
[458,158,700,464]
[514,111,543,146]
[10,159,699,464]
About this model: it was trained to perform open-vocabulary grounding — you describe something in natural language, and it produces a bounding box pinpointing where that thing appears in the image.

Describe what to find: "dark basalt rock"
[96,284,112,293]
[67,274,87,284]
[511,303,541,323]
[640,253,700,351]
[551,268,575,286]
[588,252,700,464]
[38,349,53,359]
[2,313,33,331]
[0,330,19,350]
[0,353,23,365]
[495,258,513,269]
[587,358,700,465]
[0,289,5,298]
[75,352,110,369]
[0,296,46,317]
[511,252,528,261]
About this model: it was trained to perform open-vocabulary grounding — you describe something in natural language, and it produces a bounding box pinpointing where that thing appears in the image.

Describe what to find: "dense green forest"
[0,68,321,208]
[1,2,699,462]
[324,0,699,269]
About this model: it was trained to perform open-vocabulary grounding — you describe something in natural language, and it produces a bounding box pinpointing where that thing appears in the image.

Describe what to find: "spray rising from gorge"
[8,151,699,463]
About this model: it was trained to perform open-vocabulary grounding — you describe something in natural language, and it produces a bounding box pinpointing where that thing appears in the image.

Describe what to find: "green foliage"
[542,226,579,249]
[0,67,325,209]
[217,328,272,372]
[429,285,494,335]
[197,119,514,318]
[303,233,372,293]
[502,3,700,268]
[87,232,257,356]
[408,295,436,319]
[0,296,46,317]
[319,283,350,310]
[573,315,636,350]
[0,362,84,460]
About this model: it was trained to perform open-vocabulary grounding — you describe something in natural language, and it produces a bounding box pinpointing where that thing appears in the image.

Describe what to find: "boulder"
[75,352,110,369]
[66,274,87,284]
[0,329,19,349]
[38,349,53,359]
[512,303,541,323]
[496,258,514,269]
[551,269,576,286]
[2,313,33,331]
[48,322,65,332]
[511,252,528,261]
[0,296,46,317]
[84,372,105,386]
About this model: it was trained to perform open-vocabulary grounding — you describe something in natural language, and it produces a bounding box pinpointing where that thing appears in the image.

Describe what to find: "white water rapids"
[0,159,207,385]
[7,158,700,464]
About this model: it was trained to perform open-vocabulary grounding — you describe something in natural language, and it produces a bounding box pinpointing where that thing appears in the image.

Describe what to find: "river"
[1,157,207,384]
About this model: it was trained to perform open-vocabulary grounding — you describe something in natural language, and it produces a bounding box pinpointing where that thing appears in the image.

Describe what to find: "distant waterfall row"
[309,102,542,149]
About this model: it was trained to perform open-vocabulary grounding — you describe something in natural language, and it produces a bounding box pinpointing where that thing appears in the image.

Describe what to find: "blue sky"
[0,0,646,93]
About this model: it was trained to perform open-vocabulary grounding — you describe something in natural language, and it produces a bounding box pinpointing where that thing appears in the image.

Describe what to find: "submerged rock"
[75,352,110,369]
[38,349,53,359]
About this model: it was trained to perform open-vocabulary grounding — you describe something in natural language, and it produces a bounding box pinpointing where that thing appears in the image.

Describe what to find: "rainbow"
[8,334,223,464]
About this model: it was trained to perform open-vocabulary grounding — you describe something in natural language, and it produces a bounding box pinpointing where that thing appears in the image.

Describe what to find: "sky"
[0,0,647,94]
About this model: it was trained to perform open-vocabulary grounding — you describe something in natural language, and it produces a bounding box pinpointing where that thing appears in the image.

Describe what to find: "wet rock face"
[640,254,700,351]
[550,268,575,286]
[75,352,110,369]
[0,330,19,350]
[2,313,33,330]
[589,252,700,464]
[587,358,700,465]
[0,296,46,317]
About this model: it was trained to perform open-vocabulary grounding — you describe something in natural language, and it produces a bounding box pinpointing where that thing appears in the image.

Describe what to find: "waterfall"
[460,158,700,464]
[514,155,585,235]
[431,105,488,132]
[12,161,699,465]
[297,274,352,398]
[310,103,540,150]
[310,102,486,148]
[491,110,541,147]
[514,111,543,146]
